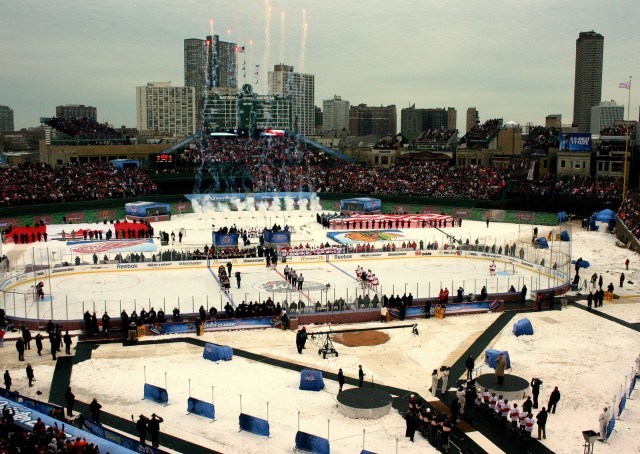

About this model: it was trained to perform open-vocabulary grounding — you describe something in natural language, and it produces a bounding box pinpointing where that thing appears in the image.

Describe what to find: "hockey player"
[489,261,496,276]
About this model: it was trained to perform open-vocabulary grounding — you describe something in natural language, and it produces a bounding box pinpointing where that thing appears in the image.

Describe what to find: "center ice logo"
[260,280,327,293]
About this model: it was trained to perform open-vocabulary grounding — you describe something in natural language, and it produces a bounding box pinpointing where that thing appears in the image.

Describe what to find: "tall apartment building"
[400,105,456,136]
[466,107,479,133]
[573,31,604,132]
[268,64,315,136]
[136,82,196,137]
[184,35,239,116]
[322,95,350,134]
[349,104,397,137]
[55,104,97,121]
[0,105,15,132]
[591,101,624,134]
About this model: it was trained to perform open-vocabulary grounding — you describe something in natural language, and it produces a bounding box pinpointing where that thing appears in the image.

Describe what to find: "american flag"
[619,81,630,89]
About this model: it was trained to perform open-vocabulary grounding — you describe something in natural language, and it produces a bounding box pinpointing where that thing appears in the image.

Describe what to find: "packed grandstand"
[1,119,638,241]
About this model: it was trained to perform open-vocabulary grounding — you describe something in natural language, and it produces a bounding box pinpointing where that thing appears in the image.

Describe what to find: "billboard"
[560,133,592,152]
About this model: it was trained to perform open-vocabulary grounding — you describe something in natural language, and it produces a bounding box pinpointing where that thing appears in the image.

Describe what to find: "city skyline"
[1,0,638,132]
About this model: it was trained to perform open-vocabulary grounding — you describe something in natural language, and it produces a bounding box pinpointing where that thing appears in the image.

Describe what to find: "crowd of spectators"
[45,117,121,140]
[600,124,636,137]
[617,189,640,238]
[412,129,457,144]
[373,137,402,149]
[524,126,560,151]
[459,119,502,148]
[510,175,622,202]
[0,162,158,207]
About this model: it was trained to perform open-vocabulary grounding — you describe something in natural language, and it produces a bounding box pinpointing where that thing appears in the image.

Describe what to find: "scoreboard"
[204,84,291,131]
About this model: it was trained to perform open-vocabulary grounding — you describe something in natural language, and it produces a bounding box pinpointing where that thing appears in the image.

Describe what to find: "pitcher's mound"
[332,331,389,347]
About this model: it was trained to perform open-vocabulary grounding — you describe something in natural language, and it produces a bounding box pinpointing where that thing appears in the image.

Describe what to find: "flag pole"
[623,76,632,200]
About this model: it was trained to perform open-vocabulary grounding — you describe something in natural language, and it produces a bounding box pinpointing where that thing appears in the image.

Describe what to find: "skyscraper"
[0,105,15,132]
[573,31,604,132]
[184,35,239,120]
[184,38,206,108]
[269,64,315,136]
[136,82,196,136]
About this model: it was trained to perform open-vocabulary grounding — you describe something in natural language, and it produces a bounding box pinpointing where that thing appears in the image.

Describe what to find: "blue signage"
[560,133,592,152]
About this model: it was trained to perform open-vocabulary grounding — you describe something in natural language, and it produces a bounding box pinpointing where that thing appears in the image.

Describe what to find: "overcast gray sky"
[1,0,638,132]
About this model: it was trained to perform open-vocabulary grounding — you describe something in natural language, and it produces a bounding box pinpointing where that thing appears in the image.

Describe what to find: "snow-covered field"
[2,207,640,453]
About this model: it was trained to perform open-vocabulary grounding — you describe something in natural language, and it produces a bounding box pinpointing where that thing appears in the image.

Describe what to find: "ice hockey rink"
[1,207,564,321]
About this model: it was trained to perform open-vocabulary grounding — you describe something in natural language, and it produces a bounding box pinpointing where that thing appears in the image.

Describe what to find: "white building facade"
[268,64,315,136]
[322,95,350,134]
[136,82,196,137]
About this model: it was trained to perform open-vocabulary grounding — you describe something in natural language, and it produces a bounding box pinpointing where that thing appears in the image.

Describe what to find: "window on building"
[560,160,566,168]
[374,156,379,164]
[381,156,388,165]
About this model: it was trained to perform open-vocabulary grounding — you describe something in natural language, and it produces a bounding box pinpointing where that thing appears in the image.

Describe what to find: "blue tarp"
[295,431,330,454]
[557,211,568,223]
[593,209,616,222]
[485,349,511,369]
[299,370,324,391]
[534,237,549,249]
[513,318,534,336]
[560,230,570,241]
[203,343,233,361]
[571,259,590,268]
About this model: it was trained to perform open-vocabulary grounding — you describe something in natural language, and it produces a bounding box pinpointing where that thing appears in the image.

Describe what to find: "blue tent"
[534,237,549,249]
[203,343,233,361]
[485,350,511,369]
[299,369,324,391]
[592,209,616,222]
[560,230,570,241]
[513,318,534,336]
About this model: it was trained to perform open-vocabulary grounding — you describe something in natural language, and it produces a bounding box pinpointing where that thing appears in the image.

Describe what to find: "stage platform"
[475,373,530,401]
[337,387,393,419]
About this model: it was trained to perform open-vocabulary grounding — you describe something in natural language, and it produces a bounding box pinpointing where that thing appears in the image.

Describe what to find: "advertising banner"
[34,215,53,225]
[96,209,117,221]
[452,208,472,217]
[65,212,86,223]
[560,132,592,152]
[146,318,273,335]
[0,218,19,229]
[389,300,502,318]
